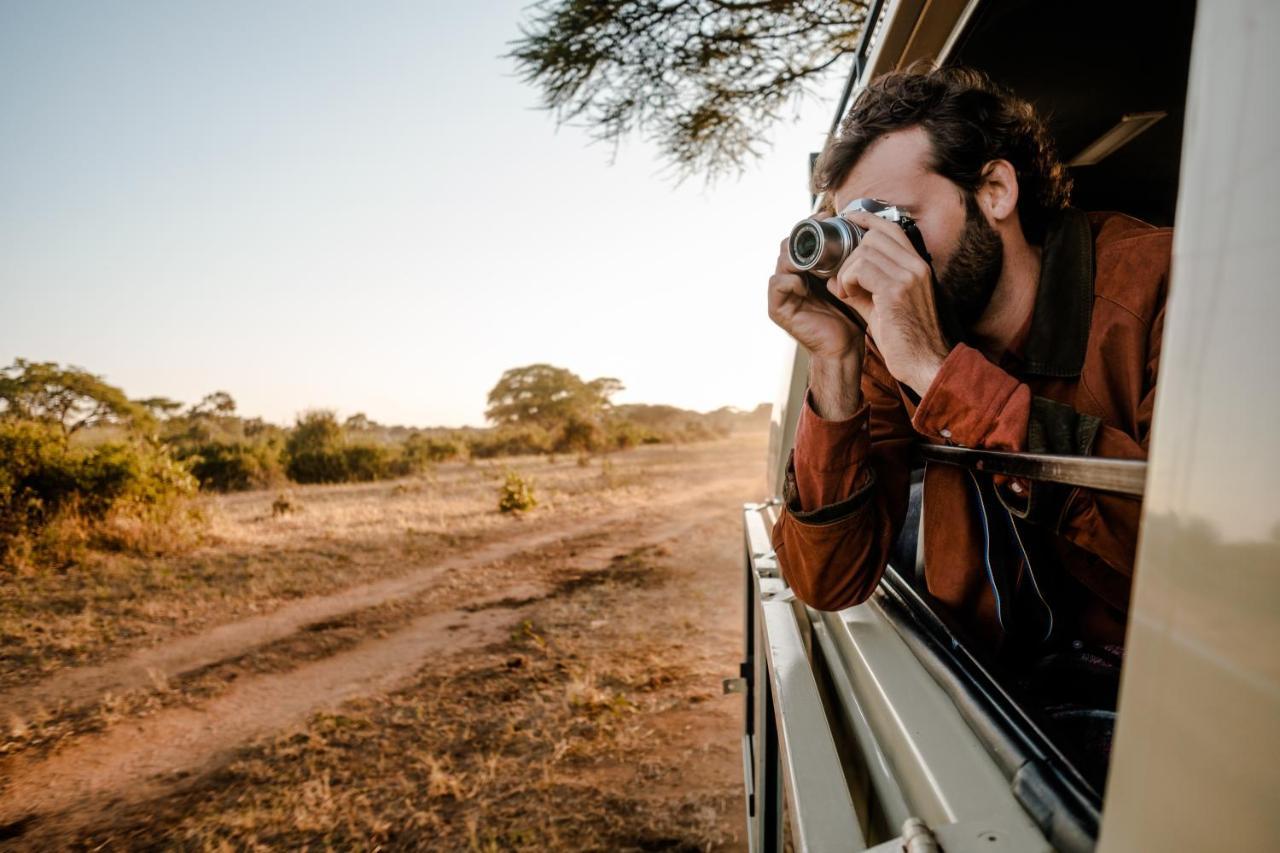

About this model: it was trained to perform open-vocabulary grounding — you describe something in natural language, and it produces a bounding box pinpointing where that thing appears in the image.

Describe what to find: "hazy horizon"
[1,1,845,427]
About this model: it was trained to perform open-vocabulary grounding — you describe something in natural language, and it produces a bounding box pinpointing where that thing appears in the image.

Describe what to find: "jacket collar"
[1019,207,1095,378]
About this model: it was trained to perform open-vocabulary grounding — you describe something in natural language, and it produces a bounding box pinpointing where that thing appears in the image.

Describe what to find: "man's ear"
[979,160,1019,223]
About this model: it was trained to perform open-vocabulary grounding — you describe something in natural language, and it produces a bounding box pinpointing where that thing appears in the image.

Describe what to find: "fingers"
[767,270,804,317]
[768,269,807,303]
[846,240,929,294]
[862,230,930,279]
[768,270,837,321]
[844,208,936,270]
[828,277,873,324]
[833,247,899,299]
[775,236,801,275]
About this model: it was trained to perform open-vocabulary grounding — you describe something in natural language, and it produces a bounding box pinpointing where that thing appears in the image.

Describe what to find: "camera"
[787,197,923,278]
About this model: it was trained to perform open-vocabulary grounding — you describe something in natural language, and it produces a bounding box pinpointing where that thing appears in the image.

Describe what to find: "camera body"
[787,197,922,278]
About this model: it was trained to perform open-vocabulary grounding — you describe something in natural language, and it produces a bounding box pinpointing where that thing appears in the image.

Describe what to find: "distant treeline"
[0,359,768,566]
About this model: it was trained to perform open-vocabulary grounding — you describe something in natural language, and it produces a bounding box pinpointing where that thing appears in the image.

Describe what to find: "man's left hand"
[829,210,952,396]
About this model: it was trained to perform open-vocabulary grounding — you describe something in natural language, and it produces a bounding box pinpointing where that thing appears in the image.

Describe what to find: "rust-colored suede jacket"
[770,209,1171,650]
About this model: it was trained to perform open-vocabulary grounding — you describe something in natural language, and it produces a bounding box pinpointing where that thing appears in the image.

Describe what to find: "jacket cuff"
[911,343,1027,451]
[795,388,868,471]
[782,448,876,526]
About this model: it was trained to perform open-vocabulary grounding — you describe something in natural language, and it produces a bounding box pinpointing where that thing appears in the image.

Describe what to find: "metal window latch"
[722,677,747,695]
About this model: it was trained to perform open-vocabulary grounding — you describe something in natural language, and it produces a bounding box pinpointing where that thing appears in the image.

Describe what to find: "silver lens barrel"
[787,216,861,279]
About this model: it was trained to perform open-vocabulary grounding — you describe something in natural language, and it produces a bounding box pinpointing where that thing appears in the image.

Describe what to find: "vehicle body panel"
[1098,0,1280,847]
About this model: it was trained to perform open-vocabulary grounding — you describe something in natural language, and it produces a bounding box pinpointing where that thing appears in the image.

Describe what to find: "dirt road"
[0,434,768,849]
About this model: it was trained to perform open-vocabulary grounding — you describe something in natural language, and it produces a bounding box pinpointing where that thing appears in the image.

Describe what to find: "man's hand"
[831,211,952,396]
[767,237,865,420]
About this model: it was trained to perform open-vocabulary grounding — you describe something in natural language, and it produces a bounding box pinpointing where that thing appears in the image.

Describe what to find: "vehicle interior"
[881,0,1197,812]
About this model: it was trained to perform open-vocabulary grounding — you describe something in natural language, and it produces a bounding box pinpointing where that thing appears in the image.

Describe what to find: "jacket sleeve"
[911,312,1163,592]
[770,349,916,610]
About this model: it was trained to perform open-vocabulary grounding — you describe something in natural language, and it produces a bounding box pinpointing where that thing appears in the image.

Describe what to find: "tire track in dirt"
[0,474,747,725]
[0,477,755,841]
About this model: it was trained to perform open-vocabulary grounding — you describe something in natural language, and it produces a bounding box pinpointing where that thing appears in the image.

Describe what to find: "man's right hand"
[768,238,865,420]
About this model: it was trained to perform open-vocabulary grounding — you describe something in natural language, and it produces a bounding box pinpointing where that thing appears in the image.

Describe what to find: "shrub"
[288,410,343,454]
[342,443,391,482]
[285,411,348,484]
[468,425,552,460]
[286,449,349,484]
[392,432,465,476]
[180,440,283,492]
[498,471,537,513]
[606,419,657,450]
[553,416,603,454]
[0,418,198,566]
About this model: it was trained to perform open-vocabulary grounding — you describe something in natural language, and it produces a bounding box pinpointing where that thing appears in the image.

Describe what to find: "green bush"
[342,444,391,482]
[0,418,197,565]
[179,441,283,492]
[405,433,465,465]
[498,470,537,513]
[285,411,347,484]
[286,449,349,484]
[286,410,343,456]
[468,425,552,459]
[388,432,465,476]
[281,414,461,485]
[606,419,658,450]
[553,416,603,454]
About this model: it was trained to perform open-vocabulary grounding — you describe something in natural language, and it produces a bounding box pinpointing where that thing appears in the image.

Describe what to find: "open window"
[745,4,1201,850]
[882,0,1196,816]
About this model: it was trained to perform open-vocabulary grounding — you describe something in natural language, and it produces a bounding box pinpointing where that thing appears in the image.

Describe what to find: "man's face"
[832,126,1003,330]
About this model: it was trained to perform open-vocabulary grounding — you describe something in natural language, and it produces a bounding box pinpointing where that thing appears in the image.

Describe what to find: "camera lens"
[788,216,855,277]
[792,224,821,265]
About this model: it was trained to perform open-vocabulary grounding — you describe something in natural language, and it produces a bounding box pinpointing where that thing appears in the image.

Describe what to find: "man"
[767,66,1170,654]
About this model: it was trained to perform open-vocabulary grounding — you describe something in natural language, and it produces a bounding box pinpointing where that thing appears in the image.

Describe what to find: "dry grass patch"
[76,545,742,851]
[0,440,750,692]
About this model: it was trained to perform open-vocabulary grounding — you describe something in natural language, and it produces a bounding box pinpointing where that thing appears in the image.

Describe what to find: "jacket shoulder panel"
[1088,212,1173,327]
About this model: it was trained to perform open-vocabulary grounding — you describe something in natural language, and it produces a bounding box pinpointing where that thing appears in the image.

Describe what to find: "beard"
[935,192,1003,334]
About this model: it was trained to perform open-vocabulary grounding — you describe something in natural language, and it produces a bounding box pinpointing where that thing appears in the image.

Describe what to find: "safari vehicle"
[737,0,1280,850]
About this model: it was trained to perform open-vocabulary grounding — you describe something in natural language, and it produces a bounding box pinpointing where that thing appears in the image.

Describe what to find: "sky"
[0,1,846,428]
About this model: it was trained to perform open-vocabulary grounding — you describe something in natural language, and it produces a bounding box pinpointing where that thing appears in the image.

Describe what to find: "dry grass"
[1,527,622,765]
[0,443,720,691]
[76,545,743,851]
[1,589,423,763]
[0,434,765,850]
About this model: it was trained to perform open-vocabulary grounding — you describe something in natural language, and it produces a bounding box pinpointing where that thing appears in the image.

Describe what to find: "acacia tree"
[509,0,869,181]
[136,396,184,419]
[0,359,143,437]
[344,412,373,432]
[485,364,623,430]
[189,391,237,417]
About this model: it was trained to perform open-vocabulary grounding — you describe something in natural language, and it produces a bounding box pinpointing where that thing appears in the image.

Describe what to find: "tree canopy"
[509,0,869,181]
[485,364,623,429]
[137,396,185,419]
[0,359,143,437]
[190,391,237,417]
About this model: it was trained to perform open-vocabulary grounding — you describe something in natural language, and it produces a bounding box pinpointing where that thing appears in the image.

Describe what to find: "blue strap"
[965,469,1055,642]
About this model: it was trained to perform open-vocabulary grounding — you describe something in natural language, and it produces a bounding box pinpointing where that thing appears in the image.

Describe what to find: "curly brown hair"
[812,66,1072,245]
